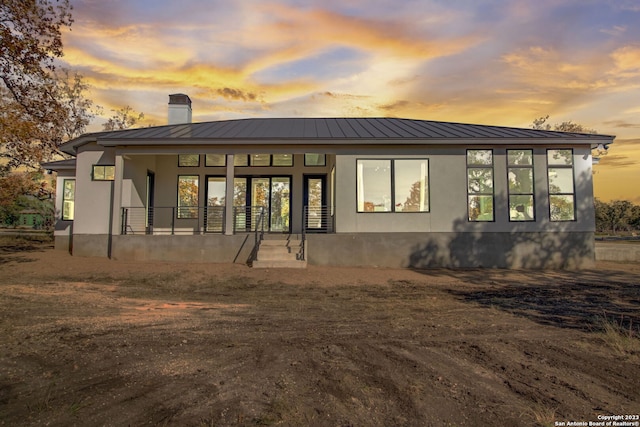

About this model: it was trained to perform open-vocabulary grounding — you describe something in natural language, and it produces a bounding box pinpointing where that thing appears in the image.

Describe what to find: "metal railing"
[250,207,266,263]
[301,205,334,261]
[121,206,225,235]
[232,205,267,233]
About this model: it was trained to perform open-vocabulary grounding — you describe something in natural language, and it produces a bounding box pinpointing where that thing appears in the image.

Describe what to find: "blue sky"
[60,0,640,202]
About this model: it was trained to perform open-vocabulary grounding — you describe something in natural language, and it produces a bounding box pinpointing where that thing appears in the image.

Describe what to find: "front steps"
[252,234,307,268]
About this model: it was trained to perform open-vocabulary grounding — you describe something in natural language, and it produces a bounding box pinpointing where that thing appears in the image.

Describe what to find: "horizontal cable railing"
[303,205,334,234]
[233,206,267,233]
[121,206,225,235]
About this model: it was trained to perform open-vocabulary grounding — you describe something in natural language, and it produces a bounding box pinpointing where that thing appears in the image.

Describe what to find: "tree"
[103,106,144,131]
[1,0,76,172]
[0,171,53,228]
[531,115,597,134]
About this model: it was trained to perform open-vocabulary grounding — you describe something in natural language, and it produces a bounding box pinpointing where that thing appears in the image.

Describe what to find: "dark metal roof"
[41,158,77,170]
[59,118,615,154]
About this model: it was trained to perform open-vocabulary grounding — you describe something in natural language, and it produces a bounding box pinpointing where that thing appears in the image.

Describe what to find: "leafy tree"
[0,171,53,227]
[532,115,597,134]
[1,0,75,171]
[103,106,144,131]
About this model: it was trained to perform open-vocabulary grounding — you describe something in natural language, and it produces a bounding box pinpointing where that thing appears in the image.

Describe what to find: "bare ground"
[0,238,639,426]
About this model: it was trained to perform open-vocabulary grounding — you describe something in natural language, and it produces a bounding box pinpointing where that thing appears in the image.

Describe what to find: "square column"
[224,154,234,235]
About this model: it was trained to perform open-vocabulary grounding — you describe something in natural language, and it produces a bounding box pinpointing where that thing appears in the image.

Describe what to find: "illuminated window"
[507,149,535,221]
[92,165,115,181]
[547,149,575,221]
[467,149,494,221]
[305,154,326,166]
[356,159,429,213]
[62,179,75,220]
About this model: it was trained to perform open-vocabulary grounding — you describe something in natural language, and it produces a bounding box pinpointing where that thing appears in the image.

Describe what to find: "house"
[43,94,614,268]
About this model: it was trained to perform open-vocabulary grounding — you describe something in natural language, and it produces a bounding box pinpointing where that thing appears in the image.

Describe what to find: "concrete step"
[252,259,307,269]
[259,239,302,247]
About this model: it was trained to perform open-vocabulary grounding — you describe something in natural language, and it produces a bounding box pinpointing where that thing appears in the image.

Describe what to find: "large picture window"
[467,149,494,221]
[177,175,199,218]
[357,159,429,213]
[62,179,75,220]
[547,149,575,221]
[507,149,535,221]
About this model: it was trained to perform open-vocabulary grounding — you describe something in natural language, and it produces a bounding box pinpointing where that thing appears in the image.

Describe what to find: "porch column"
[224,154,234,235]
[110,153,124,256]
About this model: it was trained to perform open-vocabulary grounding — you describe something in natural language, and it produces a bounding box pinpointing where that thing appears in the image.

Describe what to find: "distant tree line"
[594,199,640,235]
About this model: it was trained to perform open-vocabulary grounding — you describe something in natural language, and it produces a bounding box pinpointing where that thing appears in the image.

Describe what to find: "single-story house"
[43,94,614,268]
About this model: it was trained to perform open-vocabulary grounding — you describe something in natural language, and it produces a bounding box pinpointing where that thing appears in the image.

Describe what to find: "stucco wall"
[334,146,595,234]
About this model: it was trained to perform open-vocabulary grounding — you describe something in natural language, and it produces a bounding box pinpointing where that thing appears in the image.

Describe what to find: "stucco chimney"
[168,93,192,125]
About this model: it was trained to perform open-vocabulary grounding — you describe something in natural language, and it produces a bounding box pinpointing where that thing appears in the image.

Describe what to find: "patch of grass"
[596,313,640,355]
[522,402,557,427]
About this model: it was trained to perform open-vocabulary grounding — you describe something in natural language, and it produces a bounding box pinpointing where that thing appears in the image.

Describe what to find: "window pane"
[177,175,199,218]
[105,166,115,180]
[547,149,573,165]
[205,154,226,167]
[467,168,493,193]
[394,160,428,212]
[508,168,533,193]
[233,178,247,207]
[179,154,199,167]
[509,195,534,221]
[468,195,494,221]
[357,160,391,212]
[550,195,575,221]
[250,154,270,166]
[63,180,75,200]
[508,149,533,166]
[63,201,74,221]
[234,155,248,166]
[272,154,293,166]
[548,168,574,193]
[467,150,493,165]
[207,177,226,206]
[305,153,326,166]
[93,166,105,180]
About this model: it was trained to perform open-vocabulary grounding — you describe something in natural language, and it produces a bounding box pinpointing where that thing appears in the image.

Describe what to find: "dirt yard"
[1,237,639,426]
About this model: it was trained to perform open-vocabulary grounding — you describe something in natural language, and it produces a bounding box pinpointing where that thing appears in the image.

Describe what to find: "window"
[357,159,429,213]
[272,154,293,166]
[507,149,535,221]
[62,179,75,220]
[92,165,115,181]
[178,154,199,167]
[305,153,326,166]
[547,149,575,221]
[250,154,270,166]
[248,154,294,166]
[467,149,494,221]
[234,155,249,167]
[177,175,199,218]
[205,154,226,167]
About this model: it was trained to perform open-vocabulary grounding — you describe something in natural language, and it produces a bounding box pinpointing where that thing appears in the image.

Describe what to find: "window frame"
[547,148,576,222]
[356,158,430,213]
[92,165,115,181]
[507,149,535,222]
[466,149,495,222]
[62,179,75,221]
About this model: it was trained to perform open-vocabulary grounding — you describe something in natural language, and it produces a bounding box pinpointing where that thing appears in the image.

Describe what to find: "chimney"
[168,93,192,125]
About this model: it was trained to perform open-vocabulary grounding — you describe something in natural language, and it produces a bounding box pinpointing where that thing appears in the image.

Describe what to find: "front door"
[304,175,326,231]
[250,177,291,233]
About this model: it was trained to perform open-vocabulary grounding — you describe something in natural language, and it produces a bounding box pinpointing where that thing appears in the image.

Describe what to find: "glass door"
[248,177,290,233]
[206,177,226,232]
[304,176,325,231]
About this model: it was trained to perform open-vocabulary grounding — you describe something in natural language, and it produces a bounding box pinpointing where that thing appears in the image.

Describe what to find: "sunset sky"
[59,0,640,202]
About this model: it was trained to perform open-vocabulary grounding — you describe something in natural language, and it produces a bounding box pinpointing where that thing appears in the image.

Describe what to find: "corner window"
[356,159,429,213]
[92,165,115,181]
[305,153,326,166]
[547,149,575,221]
[178,154,200,167]
[507,149,535,221]
[62,179,75,220]
[177,175,199,218]
[205,154,226,167]
[467,149,494,221]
